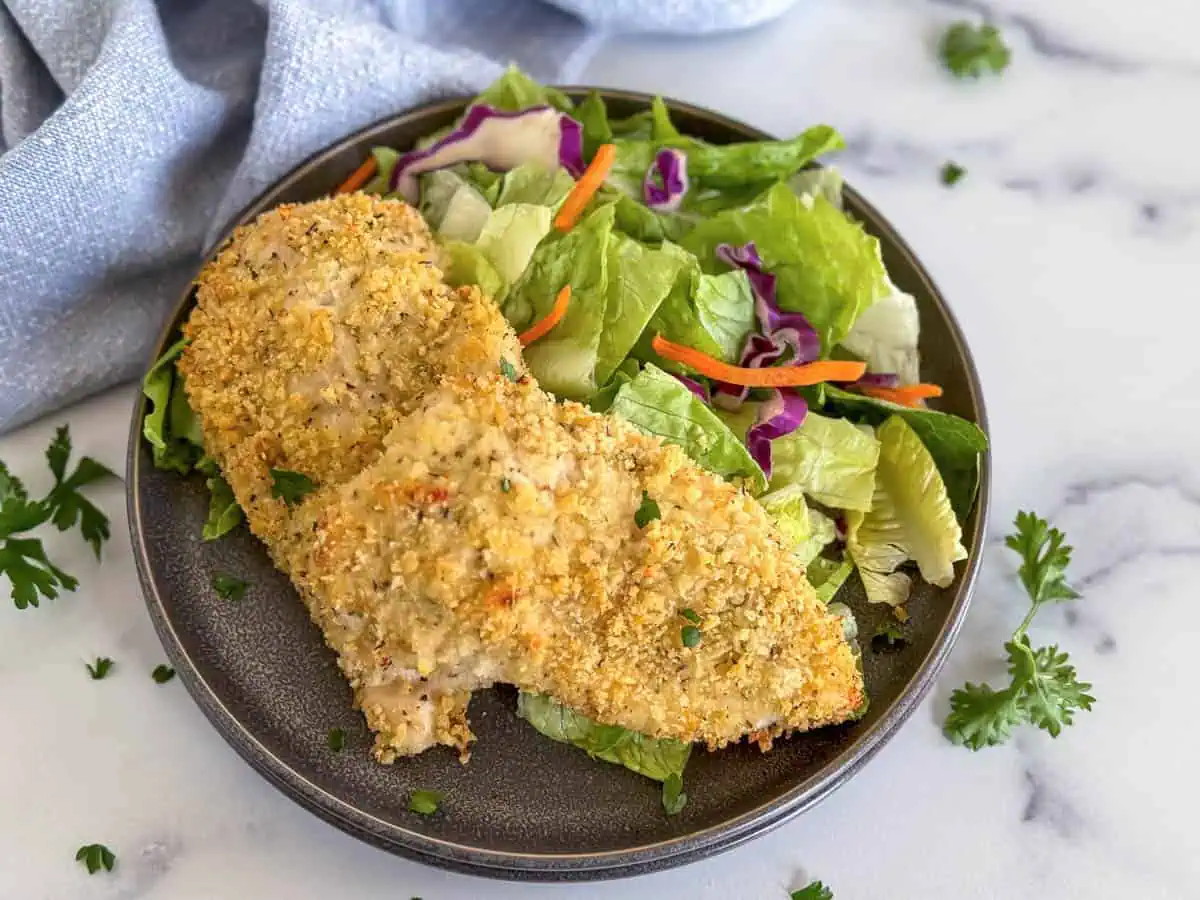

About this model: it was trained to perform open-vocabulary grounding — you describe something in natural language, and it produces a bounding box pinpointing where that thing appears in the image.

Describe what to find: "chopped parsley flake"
[86,657,114,680]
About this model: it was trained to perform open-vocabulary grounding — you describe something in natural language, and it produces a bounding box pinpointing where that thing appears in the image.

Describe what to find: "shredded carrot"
[554,144,617,232]
[858,383,944,407]
[335,157,378,195]
[518,286,572,346]
[651,335,866,387]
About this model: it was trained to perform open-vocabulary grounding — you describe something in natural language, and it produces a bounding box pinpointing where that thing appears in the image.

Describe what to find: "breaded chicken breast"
[281,373,863,760]
[181,194,863,763]
[178,193,523,536]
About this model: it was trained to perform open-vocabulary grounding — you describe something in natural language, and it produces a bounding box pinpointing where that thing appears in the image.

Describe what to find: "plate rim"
[126,86,991,881]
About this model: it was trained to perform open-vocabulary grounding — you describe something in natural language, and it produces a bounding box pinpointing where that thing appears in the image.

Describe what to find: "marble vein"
[840,133,1200,238]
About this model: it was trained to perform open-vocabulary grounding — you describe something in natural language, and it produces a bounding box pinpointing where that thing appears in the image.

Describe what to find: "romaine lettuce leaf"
[576,91,612,160]
[419,169,492,243]
[516,692,690,783]
[769,413,880,511]
[441,241,506,299]
[692,270,758,360]
[648,96,682,142]
[607,138,656,197]
[840,288,921,386]
[202,474,243,541]
[364,146,400,195]
[609,364,766,492]
[595,234,687,386]
[142,339,199,475]
[474,203,553,286]
[608,190,690,243]
[682,182,889,353]
[455,162,504,204]
[495,162,575,209]
[474,64,574,113]
[790,165,844,208]
[507,204,616,398]
[142,340,247,541]
[846,415,967,607]
[682,124,844,187]
[719,408,880,512]
[636,258,756,371]
[823,385,987,522]
[758,485,836,564]
[807,558,854,604]
[168,369,204,451]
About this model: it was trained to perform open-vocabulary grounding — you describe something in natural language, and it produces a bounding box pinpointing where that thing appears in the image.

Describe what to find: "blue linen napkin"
[0,0,798,432]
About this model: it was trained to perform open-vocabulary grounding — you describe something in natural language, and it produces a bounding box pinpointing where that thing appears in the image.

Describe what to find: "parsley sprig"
[1,426,114,609]
[943,512,1095,750]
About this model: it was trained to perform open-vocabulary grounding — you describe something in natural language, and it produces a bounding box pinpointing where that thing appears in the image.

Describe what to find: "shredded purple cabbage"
[671,373,711,404]
[558,116,585,176]
[643,148,689,211]
[833,513,848,542]
[855,372,900,389]
[712,333,785,410]
[389,104,585,200]
[715,241,820,364]
[746,390,808,479]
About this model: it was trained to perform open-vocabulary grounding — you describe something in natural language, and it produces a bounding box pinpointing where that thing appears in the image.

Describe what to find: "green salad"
[143,67,987,814]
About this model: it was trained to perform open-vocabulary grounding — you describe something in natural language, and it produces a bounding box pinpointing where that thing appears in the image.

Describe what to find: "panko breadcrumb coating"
[180,194,863,763]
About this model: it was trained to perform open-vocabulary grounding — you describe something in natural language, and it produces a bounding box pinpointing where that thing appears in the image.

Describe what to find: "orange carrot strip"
[518,286,572,346]
[335,157,378,195]
[554,144,617,232]
[651,335,866,387]
[859,383,944,407]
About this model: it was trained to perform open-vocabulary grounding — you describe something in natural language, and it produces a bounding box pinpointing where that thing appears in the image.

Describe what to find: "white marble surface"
[3,1,1199,896]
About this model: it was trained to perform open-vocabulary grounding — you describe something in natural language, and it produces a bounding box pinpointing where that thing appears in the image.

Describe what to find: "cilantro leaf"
[635,492,661,528]
[680,625,702,648]
[211,572,248,601]
[661,772,687,815]
[1006,510,1080,608]
[938,21,1011,78]
[940,161,966,186]
[792,882,834,900]
[680,608,701,625]
[75,843,116,874]
[408,790,442,815]
[87,657,114,680]
[943,682,1026,750]
[499,358,520,382]
[152,664,176,684]
[269,468,316,506]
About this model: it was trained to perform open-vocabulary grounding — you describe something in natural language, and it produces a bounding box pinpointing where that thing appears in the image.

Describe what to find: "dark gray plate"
[127,89,990,881]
